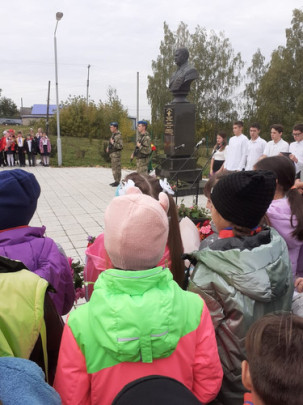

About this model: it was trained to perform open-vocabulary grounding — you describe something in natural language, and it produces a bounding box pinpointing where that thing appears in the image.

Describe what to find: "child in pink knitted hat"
[55,187,222,405]
[104,186,169,270]
[84,172,185,299]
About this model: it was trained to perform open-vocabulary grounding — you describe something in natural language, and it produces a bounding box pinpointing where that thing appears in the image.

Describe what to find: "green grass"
[0,125,211,173]
[52,136,212,175]
[48,135,142,169]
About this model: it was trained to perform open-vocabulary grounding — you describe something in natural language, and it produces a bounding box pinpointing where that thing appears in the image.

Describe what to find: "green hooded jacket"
[68,267,203,373]
[188,228,293,405]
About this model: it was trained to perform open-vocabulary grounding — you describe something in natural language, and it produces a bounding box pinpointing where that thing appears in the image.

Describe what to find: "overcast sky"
[1,0,303,120]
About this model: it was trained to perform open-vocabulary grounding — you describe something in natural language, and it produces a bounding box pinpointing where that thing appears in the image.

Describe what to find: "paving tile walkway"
[4,166,207,264]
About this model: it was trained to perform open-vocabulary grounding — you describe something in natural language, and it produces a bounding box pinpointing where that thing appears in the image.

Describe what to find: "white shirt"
[289,140,303,174]
[263,139,289,157]
[213,146,228,161]
[26,139,32,152]
[245,136,267,170]
[224,134,248,171]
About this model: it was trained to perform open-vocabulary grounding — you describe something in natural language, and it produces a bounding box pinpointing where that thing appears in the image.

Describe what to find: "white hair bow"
[118,179,135,196]
[159,178,174,195]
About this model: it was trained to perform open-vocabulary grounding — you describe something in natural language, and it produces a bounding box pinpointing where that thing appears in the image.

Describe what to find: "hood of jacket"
[191,228,291,302]
[267,198,300,249]
[0,257,48,359]
[68,267,203,373]
[0,225,75,316]
[267,197,293,221]
[0,357,61,405]
[0,226,46,246]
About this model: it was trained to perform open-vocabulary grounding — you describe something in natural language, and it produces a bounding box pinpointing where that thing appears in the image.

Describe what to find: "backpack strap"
[40,317,49,383]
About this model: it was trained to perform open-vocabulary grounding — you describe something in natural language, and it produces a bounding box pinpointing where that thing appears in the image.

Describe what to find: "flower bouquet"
[67,257,85,304]
[196,219,214,241]
[177,200,210,221]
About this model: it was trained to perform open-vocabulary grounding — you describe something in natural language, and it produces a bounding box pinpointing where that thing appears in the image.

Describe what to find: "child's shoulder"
[243,392,254,405]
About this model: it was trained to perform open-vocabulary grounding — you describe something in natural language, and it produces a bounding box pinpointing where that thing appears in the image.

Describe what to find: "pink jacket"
[39,137,51,154]
[54,302,222,404]
[84,233,171,298]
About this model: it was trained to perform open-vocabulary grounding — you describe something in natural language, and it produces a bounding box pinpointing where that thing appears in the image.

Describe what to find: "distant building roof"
[20,107,32,116]
[31,104,57,115]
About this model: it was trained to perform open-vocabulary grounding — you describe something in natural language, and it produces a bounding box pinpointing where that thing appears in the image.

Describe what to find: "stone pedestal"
[164,103,195,157]
[156,103,201,188]
[157,157,201,182]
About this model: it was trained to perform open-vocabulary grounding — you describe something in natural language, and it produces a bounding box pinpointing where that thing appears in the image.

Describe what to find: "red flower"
[75,287,85,303]
[67,257,74,276]
[196,220,214,241]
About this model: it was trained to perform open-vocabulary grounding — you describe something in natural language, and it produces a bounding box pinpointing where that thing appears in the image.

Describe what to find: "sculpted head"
[174,48,189,66]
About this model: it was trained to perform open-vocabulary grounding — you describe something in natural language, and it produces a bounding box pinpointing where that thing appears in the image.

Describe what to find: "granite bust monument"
[169,47,198,103]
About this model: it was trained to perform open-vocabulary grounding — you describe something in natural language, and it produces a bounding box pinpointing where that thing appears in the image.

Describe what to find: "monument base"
[156,164,201,183]
[164,103,195,157]
[174,180,206,198]
[155,155,205,197]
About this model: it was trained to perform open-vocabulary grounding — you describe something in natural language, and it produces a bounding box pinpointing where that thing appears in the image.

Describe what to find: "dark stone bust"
[169,47,198,103]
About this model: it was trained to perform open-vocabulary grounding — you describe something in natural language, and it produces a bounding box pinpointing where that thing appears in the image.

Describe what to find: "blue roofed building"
[31,104,57,115]
[21,104,58,125]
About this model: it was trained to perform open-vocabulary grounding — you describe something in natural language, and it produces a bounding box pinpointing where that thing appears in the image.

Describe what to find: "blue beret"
[138,120,148,127]
[110,122,118,128]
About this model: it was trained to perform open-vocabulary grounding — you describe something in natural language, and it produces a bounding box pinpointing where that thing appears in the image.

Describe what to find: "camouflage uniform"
[135,132,151,174]
[108,131,123,182]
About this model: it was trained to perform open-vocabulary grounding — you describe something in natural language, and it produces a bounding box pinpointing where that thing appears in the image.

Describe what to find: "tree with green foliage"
[50,88,133,141]
[147,22,243,143]
[255,9,303,138]
[0,89,19,117]
[99,87,133,141]
[58,96,90,137]
[190,27,243,139]
[243,49,267,123]
[147,23,177,131]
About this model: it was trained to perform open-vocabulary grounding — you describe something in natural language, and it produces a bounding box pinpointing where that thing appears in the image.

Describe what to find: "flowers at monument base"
[87,235,96,247]
[67,257,85,304]
[75,287,85,302]
[177,200,210,220]
[196,219,214,241]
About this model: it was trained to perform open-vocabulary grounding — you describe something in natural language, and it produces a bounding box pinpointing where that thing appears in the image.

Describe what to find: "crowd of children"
[0,128,51,168]
[0,156,302,404]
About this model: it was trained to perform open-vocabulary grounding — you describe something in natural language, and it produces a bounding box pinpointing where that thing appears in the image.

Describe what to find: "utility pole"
[136,72,139,141]
[87,64,91,105]
[54,11,63,166]
[46,80,51,136]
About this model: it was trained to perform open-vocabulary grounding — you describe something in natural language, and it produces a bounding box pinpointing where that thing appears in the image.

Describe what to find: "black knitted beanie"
[210,170,276,228]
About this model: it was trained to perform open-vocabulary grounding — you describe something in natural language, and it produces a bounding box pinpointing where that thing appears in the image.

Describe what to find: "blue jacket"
[0,357,61,404]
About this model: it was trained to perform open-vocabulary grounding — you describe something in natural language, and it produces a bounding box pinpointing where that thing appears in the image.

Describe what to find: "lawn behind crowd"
[0,125,211,172]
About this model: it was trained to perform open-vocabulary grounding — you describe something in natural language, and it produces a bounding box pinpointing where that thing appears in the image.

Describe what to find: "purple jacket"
[267,198,303,278]
[0,226,75,315]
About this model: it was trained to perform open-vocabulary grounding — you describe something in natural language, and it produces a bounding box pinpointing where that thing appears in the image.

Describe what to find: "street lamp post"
[54,11,63,166]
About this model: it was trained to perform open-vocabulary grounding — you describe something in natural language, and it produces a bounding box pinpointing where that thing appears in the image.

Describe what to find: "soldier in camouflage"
[107,122,123,186]
[131,120,151,174]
